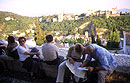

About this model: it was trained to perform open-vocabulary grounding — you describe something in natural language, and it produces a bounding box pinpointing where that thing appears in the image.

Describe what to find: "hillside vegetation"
[0,11,35,38]
[0,11,130,40]
[38,15,130,43]
[40,15,130,34]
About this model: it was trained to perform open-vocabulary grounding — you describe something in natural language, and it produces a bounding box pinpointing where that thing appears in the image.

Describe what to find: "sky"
[0,0,130,17]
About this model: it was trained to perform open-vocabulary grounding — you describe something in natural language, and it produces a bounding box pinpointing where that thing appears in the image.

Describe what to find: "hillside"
[0,11,130,42]
[0,11,35,38]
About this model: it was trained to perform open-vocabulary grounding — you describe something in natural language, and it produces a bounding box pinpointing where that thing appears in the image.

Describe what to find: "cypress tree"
[107,28,120,48]
[91,30,96,43]
[34,18,45,45]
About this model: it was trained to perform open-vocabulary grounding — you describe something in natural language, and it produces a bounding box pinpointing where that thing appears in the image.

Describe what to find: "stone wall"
[0,50,130,79]
[113,54,130,73]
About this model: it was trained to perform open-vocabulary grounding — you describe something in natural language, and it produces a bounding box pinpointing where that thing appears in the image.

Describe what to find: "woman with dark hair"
[17,37,40,61]
[56,43,85,83]
[17,37,41,79]
[6,35,19,59]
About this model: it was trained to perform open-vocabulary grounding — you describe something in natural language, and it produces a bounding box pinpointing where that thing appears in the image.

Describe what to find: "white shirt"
[17,44,31,61]
[42,43,58,61]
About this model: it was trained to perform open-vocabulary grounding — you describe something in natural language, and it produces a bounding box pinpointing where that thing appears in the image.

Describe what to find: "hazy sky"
[0,0,130,16]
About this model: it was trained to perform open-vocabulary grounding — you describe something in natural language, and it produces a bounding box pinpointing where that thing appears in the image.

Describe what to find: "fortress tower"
[112,8,117,14]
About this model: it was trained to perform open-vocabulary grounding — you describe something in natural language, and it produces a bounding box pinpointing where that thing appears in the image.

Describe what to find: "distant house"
[53,36,64,42]
[5,17,11,21]
[12,30,19,35]
[106,13,120,18]
[52,17,58,22]
[63,14,75,20]
[57,13,80,22]
[58,13,64,22]
[65,35,75,40]
[87,9,95,16]
[74,15,79,20]
[39,18,42,22]
[79,35,87,41]
[5,17,14,21]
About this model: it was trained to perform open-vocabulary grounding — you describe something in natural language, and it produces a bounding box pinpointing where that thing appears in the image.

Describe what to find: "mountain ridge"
[117,8,130,13]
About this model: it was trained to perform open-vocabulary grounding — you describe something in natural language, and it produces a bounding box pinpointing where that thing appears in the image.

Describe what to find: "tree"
[91,30,96,43]
[76,38,84,44]
[79,13,86,17]
[34,18,45,45]
[107,29,120,48]
[0,34,4,39]
[24,27,28,37]
[96,35,101,46]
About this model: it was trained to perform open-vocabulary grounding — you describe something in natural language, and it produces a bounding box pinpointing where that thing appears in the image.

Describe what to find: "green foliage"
[107,29,120,48]
[78,29,84,35]
[40,17,90,35]
[0,34,4,39]
[63,38,85,44]
[0,11,130,49]
[76,38,84,44]
[0,11,35,36]
[39,15,130,38]
[24,27,28,37]
[34,18,45,46]
[96,35,101,46]
[63,38,74,44]
[91,30,96,43]
[79,13,86,17]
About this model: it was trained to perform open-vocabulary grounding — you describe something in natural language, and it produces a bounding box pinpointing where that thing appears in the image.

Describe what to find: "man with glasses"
[80,44,117,83]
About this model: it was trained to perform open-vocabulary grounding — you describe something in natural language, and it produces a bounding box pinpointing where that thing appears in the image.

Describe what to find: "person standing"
[80,44,117,83]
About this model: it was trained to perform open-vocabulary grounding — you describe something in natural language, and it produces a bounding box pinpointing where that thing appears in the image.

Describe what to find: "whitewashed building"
[121,31,130,54]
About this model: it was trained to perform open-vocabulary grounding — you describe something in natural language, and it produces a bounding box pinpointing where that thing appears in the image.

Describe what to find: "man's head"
[84,45,94,54]
[74,43,84,54]
[46,35,53,43]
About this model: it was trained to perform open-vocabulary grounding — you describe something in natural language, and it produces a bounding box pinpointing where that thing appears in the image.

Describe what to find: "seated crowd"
[0,35,117,83]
